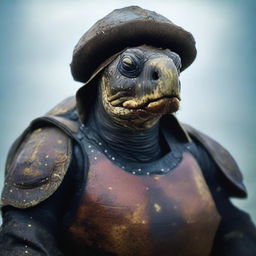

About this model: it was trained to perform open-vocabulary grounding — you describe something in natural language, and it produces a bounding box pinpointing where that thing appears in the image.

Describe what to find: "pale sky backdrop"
[0,0,255,224]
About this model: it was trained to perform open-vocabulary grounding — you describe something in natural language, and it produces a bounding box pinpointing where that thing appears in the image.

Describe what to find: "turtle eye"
[118,54,143,78]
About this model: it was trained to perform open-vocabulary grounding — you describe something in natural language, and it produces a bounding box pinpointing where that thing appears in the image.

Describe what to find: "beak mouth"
[121,94,180,109]
[144,95,180,113]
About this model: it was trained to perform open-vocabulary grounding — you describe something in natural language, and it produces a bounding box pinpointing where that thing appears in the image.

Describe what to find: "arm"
[190,140,256,256]
[0,194,65,256]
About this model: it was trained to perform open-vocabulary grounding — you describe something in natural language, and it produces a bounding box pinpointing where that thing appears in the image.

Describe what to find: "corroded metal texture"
[1,127,72,208]
[71,6,196,83]
[68,150,220,256]
[183,123,247,198]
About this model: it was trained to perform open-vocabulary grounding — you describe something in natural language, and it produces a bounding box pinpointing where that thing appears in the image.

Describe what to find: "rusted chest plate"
[68,148,220,256]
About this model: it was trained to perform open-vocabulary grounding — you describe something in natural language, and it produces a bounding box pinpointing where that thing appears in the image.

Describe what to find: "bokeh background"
[0,0,255,224]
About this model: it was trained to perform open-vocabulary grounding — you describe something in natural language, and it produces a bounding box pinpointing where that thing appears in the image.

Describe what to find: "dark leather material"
[183,124,247,198]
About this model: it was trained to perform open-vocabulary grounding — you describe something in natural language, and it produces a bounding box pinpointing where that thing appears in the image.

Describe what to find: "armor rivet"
[88,145,92,148]
[112,157,115,161]
[161,168,164,172]
[27,224,32,227]
[94,157,97,160]
[91,150,94,153]
[77,134,83,140]
[138,168,141,171]
[132,171,136,175]
[98,142,102,146]
[104,149,108,153]
[146,172,150,175]
[122,166,125,169]
[25,251,28,254]
[9,189,13,193]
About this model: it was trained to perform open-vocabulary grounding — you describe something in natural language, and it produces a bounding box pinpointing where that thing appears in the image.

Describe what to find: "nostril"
[152,70,159,81]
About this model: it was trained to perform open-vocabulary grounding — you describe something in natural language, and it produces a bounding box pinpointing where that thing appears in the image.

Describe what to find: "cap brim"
[71,7,196,83]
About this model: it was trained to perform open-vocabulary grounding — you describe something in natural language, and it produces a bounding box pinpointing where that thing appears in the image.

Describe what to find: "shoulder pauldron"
[182,123,247,198]
[2,126,72,208]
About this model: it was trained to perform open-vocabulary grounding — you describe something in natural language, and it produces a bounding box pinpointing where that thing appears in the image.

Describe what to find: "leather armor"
[1,97,247,256]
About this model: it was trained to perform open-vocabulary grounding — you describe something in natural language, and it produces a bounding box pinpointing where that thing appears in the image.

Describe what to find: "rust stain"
[22,168,42,177]
[68,151,220,256]
[153,203,161,212]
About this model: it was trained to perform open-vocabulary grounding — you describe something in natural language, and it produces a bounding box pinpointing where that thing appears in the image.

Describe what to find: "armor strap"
[182,123,247,198]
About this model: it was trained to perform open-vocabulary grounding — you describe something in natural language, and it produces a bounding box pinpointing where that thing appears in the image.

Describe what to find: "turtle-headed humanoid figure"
[0,6,256,256]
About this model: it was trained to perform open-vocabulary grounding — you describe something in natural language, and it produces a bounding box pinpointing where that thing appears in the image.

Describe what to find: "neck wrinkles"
[86,99,163,163]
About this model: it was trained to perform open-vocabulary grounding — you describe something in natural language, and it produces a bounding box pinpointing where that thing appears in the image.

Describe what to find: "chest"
[68,146,220,256]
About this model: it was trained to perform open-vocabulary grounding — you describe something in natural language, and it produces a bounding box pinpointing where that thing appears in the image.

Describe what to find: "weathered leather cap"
[71,6,197,83]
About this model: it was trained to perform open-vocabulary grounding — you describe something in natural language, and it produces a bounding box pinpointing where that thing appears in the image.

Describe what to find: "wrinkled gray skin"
[99,45,181,130]
[86,45,182,162]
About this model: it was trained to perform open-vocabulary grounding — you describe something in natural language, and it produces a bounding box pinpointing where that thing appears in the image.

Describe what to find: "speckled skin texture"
[68,147,220,256]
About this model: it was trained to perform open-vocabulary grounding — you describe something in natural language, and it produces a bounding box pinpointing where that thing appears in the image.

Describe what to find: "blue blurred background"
[0,0,255,224]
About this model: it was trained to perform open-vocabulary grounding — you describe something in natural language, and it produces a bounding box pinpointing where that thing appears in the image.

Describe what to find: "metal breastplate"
[67,143,220,256]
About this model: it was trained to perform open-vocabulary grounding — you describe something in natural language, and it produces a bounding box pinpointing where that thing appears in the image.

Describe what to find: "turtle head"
[98,45,182,130]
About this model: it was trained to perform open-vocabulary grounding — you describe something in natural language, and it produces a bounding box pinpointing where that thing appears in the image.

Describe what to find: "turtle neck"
[85,98,165,163]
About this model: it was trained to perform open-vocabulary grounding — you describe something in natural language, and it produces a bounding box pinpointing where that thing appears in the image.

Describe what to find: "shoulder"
[182,123,247,198]
[1,108,76,209]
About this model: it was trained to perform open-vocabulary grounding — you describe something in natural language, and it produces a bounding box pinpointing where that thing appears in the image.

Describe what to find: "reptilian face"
[99,45,182,129]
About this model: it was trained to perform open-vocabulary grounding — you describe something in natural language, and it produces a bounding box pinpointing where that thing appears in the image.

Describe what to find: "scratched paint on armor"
[68,149,220,256]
